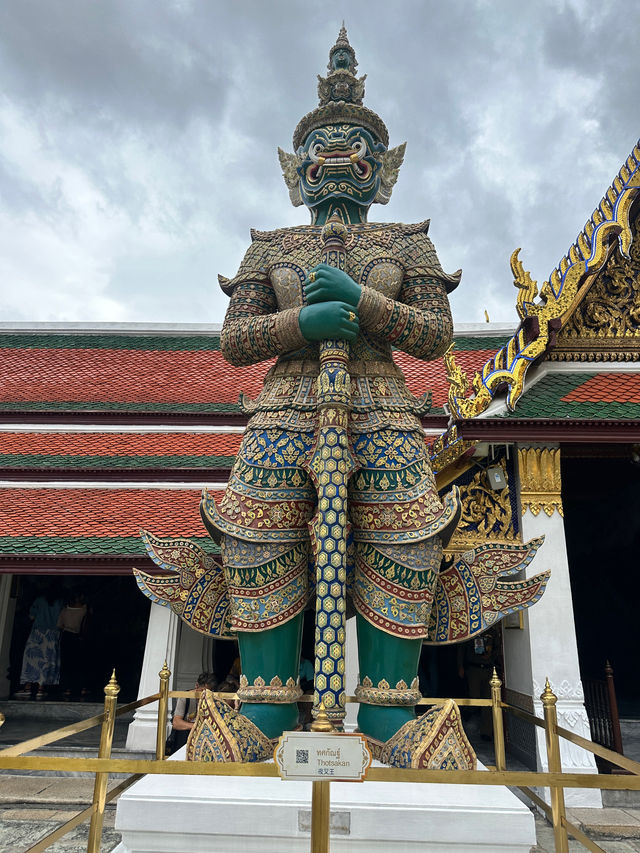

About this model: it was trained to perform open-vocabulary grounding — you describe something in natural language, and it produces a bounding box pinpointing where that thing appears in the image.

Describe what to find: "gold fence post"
[156,661,171,760]
[87,670,120,853]
[541,678,569,853]
[490,668,506,772]
[310,702,333,853]
[311,781,331,853]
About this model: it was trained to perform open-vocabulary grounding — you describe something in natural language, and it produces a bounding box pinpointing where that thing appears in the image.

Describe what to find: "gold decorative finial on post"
[540,677,569,853]
[541,677,556,707]
[87,669,120,852]
[490,667,506,771]
[105,669,120,698]
[310,701,336,733]
[156,661,172,760]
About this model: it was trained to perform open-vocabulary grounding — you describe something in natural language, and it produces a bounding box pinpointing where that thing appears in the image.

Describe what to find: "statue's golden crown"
[292,26,389,150]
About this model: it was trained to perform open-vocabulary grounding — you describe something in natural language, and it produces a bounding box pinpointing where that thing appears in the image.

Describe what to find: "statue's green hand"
[299,301,359,342]
[304,263,361,307]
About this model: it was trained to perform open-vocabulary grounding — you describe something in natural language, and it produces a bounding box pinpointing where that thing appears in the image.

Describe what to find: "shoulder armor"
[249,225,312,243]
[397,219,431,235]
[357,220,430,236]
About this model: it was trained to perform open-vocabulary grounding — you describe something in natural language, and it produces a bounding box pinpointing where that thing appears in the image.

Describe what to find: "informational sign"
[274,732,372,782]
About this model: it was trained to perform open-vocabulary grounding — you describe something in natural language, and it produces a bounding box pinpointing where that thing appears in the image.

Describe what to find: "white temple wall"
[126,603,179,752]
[173,622,214,692]
[502,445,601,808]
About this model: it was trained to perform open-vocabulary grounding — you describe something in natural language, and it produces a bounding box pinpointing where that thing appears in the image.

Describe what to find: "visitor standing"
[16,584,63,699]
[57,589,90,699]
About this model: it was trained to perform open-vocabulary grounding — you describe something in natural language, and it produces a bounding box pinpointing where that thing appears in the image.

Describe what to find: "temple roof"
[0,324,508,422]
[0,486,222,571]
[0,430,242,471]
[0,322,510,570]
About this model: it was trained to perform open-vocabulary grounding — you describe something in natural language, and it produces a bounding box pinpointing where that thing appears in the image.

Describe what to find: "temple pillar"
[126,604,179,751]
[503,445,601,807]
[0,574,16,699]
[174,622,214,691]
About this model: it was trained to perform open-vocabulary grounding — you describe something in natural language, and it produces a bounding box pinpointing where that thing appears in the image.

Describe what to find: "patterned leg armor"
[349,426,474,769]
[190,427,314,759]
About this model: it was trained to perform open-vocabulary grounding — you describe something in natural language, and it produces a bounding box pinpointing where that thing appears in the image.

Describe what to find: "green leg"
[356,614,423,743]
[237,613,303,739]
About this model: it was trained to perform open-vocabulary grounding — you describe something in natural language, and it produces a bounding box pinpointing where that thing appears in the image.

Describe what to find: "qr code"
[296,749,309,765]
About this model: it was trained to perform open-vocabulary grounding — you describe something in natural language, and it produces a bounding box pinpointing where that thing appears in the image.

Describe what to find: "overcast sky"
[0,0,637,326]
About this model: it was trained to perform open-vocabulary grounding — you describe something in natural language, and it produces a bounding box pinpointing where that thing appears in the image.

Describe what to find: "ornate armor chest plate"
[268,229,405,310]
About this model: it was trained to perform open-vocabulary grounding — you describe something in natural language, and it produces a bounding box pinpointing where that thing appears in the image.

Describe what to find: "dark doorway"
[8,574,150,702]
[562,450,640,717]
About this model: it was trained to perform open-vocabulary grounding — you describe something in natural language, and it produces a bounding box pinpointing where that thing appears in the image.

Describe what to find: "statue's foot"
[366,699,476,770]
[186,690,274,763]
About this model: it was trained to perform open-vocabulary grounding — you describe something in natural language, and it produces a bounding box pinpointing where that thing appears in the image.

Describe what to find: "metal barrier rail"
[1,666,639,853]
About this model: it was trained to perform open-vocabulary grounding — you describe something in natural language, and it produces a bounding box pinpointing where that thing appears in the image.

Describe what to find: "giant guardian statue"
[135,28,549,768]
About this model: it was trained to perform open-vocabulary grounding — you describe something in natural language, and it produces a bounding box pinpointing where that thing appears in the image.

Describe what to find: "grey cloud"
[0,0,638,325]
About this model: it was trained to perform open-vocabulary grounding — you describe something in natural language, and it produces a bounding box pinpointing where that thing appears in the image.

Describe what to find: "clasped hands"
[299,263,361,342]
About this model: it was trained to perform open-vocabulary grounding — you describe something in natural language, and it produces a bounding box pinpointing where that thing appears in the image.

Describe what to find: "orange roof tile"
[0,487,223,538]
[0,432,243,457]
[0,348,271,405]
[0,339,497,413]
[394,350,497,408]
[561,374,640,404]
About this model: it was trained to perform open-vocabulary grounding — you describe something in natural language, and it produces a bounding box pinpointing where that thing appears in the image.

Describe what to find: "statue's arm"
[220,279,307,366]
[358,274,454,361]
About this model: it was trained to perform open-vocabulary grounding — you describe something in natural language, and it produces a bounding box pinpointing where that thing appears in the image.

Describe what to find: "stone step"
[0,773,119,805]
[602,787,640,809]
[0,745,154,778]
[567,807,640,841]
[1,698,134,723]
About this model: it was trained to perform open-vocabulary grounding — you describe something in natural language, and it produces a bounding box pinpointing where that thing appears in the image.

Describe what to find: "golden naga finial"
[510,248,539,321]
[447,140,640,420]
[445,344,492,419]
[444,344,468,407]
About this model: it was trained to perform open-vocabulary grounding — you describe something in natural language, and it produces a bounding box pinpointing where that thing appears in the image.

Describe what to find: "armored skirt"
[201,363,459,641]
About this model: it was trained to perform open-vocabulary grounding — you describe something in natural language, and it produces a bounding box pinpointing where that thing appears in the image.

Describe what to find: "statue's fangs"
[134,26,550,769]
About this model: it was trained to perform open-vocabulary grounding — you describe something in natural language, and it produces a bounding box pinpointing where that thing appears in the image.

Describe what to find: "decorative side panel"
[518,447,563,517]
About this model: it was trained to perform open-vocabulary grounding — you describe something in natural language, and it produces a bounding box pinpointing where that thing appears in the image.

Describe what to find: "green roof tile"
[0,401,242,413]
[502,373,640,419]
[0,334,221,351]
[450,335,512,351]
[0,535,219,556]
[0,454,236,470]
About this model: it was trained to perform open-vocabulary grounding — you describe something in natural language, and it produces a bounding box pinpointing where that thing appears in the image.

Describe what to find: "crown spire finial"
[328,23,357,73]
[292,29,389,150]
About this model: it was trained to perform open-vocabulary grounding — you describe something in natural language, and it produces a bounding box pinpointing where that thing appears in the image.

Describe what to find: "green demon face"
[297,124,385,212]
[331,48,354,71]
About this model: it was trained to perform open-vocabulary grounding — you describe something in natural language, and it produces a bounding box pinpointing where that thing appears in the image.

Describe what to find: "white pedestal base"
[114,753,535,853]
